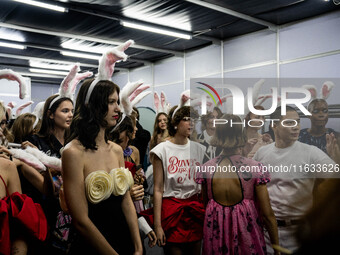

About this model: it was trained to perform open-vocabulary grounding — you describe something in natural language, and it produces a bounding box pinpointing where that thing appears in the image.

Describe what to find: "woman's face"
[177,116,195,137]
[132,122,138,140]
[310,101,328,129]
[119,130,129,149]
[247,112,264,130]
[0,115,7,130]
[50,100,73,130]
[105,91,120,127]
[157,114,167,131]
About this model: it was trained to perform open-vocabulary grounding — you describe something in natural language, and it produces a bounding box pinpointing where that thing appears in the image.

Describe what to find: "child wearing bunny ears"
[299,81,335,153]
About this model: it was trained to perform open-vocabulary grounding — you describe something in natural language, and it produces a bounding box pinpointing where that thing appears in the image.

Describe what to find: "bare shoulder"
[62,140,85,160]
[0,158,16,179]
[108,140,123,154]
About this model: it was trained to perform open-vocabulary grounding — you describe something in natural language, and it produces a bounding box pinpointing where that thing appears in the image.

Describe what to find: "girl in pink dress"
[196,114,280,255]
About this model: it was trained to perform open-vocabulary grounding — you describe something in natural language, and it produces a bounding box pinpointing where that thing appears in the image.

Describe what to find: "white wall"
[31,11,340,130]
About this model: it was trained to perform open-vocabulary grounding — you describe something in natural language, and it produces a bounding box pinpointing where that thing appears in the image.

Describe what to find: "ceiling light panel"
[12,0,67,13]
[122,21,191,39]
[0,42,26,49]
[123,0,192,31]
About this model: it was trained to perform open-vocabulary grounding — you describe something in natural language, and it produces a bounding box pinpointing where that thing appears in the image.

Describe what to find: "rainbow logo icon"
[196,82,223,106]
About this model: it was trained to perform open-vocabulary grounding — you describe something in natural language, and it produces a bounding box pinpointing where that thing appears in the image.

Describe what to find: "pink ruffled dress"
[196,155,270,255]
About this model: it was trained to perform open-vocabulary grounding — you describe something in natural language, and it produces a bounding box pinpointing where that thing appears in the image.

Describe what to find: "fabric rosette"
[110,167,134,196]
[85,170,113,204]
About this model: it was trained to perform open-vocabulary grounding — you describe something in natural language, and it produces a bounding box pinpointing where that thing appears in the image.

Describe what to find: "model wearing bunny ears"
[62,40,143,254]
[299,81,335,153]
[140,104,206,254]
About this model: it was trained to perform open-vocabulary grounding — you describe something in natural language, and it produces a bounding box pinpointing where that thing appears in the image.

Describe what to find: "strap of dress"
[0,175,9,196]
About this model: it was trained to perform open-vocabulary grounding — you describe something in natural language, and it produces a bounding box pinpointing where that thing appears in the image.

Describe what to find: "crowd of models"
[0,40,339,255]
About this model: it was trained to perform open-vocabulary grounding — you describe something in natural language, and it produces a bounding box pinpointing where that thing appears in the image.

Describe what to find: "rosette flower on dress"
[110,167,134,196]
[85,170,113,204]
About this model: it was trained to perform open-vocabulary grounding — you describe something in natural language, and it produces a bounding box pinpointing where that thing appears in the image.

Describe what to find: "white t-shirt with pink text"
[150,140,205,199]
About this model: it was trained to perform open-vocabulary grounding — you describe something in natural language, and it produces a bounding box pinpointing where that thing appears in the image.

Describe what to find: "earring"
[174,126,177,129]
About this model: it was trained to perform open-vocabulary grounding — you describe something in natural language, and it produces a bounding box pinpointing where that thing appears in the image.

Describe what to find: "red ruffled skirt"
[0,192,48,255]
[140,195,205,243]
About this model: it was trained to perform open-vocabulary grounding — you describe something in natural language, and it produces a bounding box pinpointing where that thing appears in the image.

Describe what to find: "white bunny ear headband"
[0,69,27,99]
[171,90,191,118]
[49,63,93,109]
[154,91,171,114]
[32,101,45,128]
[112,80,151,131]
[85,39,134,105]
[302,81,334,101]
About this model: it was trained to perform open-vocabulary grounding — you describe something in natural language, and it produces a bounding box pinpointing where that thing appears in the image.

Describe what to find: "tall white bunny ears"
[111,80,151,131]
[302,81,334,101]
[171,90,191,118]
[32,101,45,128]
[0,69,27,99]
[15,101,34,117]
[49,63,93,109]
[154,91,171,114]
[120,80,151,116]
[85,40,134,104]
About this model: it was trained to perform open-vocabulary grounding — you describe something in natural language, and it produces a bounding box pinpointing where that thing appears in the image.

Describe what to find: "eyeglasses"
[312,109,328,114]
[0,120,8,126]
[182,117,198,123]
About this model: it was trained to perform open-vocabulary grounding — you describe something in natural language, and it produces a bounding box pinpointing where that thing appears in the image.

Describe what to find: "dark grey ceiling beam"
[67,4,221,45]
[0,22,184,57]
[186,0,278,31]
[0,38,151,65]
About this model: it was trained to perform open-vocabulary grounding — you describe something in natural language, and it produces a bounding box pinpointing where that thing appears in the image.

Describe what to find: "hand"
[130,184,144,201]
[262,133,273,144]
[326,133,340,164]
[155,226,166,247]
[0,146,12,160]
[147,230,157,248]
[135,168,146,184]
[21,141,37,149]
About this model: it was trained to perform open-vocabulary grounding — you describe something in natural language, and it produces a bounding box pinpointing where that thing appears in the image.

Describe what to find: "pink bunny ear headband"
[154,91,171,114]
[85,40,134,105]
[49,63,93,109]
[15,101,34,117]
[0,69,27,99]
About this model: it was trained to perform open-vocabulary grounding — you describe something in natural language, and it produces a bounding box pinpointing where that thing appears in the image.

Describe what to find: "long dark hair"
[38,94,72,148]
[110,116,134,145]
[67,79,120,150]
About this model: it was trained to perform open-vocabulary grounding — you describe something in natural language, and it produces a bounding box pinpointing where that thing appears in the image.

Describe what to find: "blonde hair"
[0,102,6,120]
